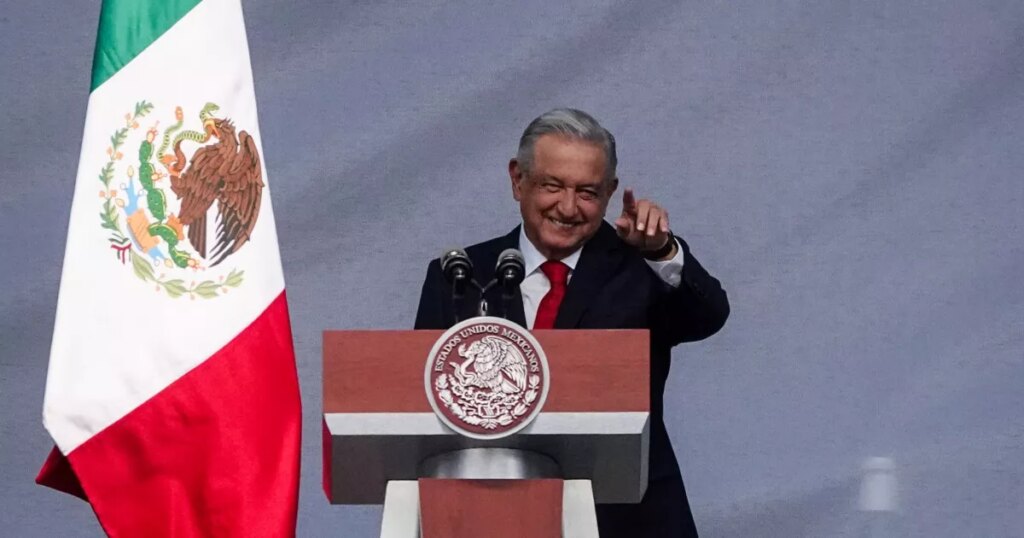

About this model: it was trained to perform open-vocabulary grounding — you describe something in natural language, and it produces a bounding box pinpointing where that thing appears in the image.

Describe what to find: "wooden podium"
[323,328,650,537]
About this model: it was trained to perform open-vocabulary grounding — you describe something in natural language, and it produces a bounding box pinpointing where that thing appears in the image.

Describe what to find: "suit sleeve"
[649,236,730,348]
[414,259,450,330]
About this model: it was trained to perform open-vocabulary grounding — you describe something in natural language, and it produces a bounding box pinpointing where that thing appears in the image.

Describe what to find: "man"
[414,108,729,537]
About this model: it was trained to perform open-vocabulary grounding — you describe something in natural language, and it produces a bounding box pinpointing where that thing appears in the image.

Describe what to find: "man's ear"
[606,177,619,199]
[509,159,524,202]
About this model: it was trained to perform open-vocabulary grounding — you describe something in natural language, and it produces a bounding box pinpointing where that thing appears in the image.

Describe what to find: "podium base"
[380,479,598,537]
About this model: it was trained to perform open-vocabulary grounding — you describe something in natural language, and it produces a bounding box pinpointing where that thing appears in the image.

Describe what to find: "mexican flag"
[37,0,302,535]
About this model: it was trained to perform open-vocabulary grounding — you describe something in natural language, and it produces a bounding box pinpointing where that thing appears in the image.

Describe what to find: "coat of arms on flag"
[100,100,263,298]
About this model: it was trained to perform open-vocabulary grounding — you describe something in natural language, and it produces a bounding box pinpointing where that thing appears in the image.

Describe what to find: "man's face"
[509,134,617,260]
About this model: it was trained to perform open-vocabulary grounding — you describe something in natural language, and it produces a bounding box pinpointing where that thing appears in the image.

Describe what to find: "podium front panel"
[323,329,650,505]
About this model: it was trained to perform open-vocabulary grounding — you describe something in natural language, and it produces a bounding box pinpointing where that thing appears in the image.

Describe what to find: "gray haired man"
[416,108,730,537]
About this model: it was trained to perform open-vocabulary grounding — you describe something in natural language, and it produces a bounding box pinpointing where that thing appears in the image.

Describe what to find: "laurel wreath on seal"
[435,373,540,430]
[98,101,244,299]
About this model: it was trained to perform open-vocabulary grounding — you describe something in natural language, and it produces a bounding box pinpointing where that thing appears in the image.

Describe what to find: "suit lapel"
[502,285,528,327]
[555,223,624,328]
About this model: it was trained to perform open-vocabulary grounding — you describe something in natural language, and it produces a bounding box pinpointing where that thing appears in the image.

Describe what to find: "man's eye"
[543,183,561,192]
[578,190,598,200]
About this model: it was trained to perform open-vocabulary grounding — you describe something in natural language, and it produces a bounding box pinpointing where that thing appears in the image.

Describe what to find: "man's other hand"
[613,188,678,260]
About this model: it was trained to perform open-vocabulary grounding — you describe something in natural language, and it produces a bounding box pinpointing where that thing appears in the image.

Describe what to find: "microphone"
[440,247,474,322]
[440,247,473,296]
[495,249,525,319]
[495,249,525,293]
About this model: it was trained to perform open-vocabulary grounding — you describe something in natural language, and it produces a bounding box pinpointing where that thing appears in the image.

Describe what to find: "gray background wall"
[2,1,1022,536]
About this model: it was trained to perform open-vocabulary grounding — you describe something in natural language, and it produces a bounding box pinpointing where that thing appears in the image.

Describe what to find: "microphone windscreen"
[441,247,467,265]
[496,248,525,268]
[495,248,525,287]
[440,247,472,283]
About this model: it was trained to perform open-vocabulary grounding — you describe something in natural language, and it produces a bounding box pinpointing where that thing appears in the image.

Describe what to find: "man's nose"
[556,189,578,216]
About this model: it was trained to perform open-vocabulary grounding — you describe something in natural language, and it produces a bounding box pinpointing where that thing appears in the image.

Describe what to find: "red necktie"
[534,260,570,329]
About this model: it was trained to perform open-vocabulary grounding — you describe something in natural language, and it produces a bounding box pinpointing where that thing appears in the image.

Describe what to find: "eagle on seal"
[456,336,529,394]
[169,116,263,266]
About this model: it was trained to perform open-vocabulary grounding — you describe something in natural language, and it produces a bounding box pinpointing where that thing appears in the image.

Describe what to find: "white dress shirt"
[518,225,686,329]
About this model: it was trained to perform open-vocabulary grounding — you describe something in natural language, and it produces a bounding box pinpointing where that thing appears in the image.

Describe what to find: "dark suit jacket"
[414,222,729,537]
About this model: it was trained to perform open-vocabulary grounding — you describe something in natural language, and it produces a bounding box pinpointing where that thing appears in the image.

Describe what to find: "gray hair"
[515,108,617,181]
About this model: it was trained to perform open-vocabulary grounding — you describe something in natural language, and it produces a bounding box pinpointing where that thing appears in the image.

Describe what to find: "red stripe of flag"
[38,292,301,537]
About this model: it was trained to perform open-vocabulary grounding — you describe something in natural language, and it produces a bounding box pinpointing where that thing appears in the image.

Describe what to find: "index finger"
[622,188,637,214]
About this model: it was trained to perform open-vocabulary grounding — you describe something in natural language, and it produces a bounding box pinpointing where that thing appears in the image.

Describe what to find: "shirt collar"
[518,224,583,276]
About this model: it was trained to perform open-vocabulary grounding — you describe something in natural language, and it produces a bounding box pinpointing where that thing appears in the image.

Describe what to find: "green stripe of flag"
[91,0,202,91]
